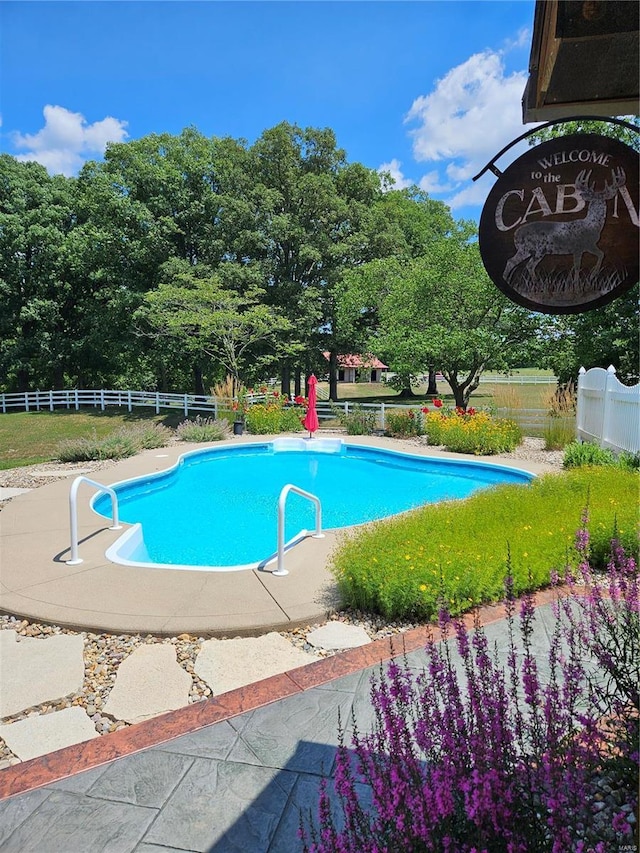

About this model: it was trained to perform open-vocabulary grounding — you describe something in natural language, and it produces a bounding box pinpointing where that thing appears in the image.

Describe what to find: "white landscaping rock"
[306,622,371,651]
[102,643,192,724]
[0,707,99,761]
[0,630,85,718]
[194,632,321,696]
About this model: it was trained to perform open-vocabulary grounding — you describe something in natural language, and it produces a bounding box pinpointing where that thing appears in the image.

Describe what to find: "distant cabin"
[323,352,388,383]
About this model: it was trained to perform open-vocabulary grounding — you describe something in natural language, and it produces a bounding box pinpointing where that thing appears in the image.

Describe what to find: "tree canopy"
[2,118,632,401]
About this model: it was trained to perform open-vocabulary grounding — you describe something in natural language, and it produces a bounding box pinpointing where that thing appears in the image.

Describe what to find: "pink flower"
[433,398,443,408]
[421,406,429,414]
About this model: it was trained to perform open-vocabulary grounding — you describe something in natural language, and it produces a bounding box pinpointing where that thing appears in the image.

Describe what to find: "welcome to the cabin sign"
[478,134,639,314]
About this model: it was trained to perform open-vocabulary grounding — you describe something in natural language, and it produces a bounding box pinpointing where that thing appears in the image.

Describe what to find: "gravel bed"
[0,435,564,768]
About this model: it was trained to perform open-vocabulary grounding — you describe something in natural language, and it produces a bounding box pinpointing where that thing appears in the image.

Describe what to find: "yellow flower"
[419,584,427,592]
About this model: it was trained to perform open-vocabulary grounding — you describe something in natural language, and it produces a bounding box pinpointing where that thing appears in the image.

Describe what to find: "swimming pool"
[94,437,533,571]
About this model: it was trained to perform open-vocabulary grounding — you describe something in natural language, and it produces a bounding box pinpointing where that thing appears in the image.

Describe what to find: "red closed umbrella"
[303,374,319,437]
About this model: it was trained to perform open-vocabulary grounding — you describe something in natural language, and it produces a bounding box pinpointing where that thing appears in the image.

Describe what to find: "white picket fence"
[577,366,640,455]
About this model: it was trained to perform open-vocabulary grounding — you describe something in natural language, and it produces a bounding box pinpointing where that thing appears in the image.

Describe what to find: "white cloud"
[406,50,528,175]
[418,169,454,194]
[377,158,413,190]
[11,105,128,176]
[444,173,496,212]
[402,47,539,212]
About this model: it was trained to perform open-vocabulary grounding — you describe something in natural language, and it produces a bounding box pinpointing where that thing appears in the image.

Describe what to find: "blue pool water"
[94,438,533,571]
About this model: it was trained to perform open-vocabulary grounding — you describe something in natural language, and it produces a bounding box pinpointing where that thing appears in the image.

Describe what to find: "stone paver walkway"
[0,606,560,853]
[0,624,366,763]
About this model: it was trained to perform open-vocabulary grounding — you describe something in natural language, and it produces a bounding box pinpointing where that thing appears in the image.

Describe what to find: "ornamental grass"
[175,416,231,442]
[301,519,638,852]
[330,467,638,622]
[57,422,172,461]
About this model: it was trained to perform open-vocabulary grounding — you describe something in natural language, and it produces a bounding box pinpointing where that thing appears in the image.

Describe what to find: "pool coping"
[0,434,558,637]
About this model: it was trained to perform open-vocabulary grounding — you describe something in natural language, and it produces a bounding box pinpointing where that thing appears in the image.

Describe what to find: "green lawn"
[0,409,182,469]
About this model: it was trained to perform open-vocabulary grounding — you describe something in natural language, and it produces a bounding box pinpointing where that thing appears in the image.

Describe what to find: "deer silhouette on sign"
[503,168,626,287]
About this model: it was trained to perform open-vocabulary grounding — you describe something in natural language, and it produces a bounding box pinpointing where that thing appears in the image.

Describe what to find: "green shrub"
[563,440,618,468]
[385,408,422,438]
[244,390,305,434]
[279,405,306,432]
[330,466,638,621]
[332,403,377,435]
[618,450,640,471]
[176,416,231,442]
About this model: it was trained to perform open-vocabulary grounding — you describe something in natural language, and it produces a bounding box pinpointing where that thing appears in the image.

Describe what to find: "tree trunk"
[453,388,466,409]
[426,367,438,396]
[17,368,30,393]
[294,368,302,397]
[51,362,65,391]
[397,386,416,398]
[281,363,291,398]
[194,365,205,397]
[157,364,169,393]
[329,352,339,401]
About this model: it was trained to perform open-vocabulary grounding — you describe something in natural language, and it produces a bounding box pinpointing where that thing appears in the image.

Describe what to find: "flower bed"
[244,387,306,434]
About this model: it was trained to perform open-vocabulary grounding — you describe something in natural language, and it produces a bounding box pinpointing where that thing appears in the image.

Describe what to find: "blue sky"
[0,0,537,221]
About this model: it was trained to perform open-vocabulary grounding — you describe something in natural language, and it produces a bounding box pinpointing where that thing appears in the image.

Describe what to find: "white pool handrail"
[68,476,122,565]
[274,484,324,576]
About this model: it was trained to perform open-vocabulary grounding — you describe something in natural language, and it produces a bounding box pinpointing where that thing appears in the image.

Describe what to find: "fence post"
[576,366,586,441]
[380,401,385,430]
[184,394,189,417]
[601,365,616,448]
[1,394,5,414]
[127,390,132,412]
[155,392,160,414]
[49,390,54,412]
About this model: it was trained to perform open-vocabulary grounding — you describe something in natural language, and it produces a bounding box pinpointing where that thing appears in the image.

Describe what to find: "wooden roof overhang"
[522,0,639,122]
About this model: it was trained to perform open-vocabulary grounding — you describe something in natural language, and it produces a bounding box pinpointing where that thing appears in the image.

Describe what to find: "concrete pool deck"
[0,435,558,636]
